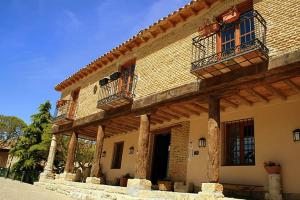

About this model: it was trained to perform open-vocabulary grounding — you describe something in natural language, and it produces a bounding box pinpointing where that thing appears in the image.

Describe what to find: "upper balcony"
[53,99,76,125]
[191,10,268,79]
[97,71,138,111]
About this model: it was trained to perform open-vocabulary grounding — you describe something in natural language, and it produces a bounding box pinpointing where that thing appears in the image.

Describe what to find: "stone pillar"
[127,114,152,192]
[39,134,57,180]
[199,96,223,198]
[265,174,283,200]
[86,125,105,184]
[60,131,78,181]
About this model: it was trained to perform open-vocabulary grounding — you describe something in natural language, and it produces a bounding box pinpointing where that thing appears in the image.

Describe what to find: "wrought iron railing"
[191,10,268,72]
[98,74,138,107]
[54,99,76,121]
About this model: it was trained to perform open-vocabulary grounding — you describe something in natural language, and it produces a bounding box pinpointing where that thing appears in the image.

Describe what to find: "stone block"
[39,170,55,181]
[85,177,103,184]
[126,179,152,196]
[198,183,224,199]
[58,172,76,181]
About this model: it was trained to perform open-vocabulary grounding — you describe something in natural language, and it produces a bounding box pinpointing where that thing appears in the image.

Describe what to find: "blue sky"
[0,0,190,124]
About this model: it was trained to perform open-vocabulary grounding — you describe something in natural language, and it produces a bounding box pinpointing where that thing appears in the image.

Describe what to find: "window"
[111,141,124,169]
[224,118,255,166]
[120,63,135,97]
[218,10,255,56]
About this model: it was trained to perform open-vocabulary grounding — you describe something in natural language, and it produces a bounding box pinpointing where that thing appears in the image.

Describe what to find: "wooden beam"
[207,96,220,182]
[135,114,150,179]
[150,116,164,124]
[90,125,104,177]
[221,98,238,108]
[158,25,166,33]
[165,106,189,118]
[284,79,300,92]
[188,102,208,112]
[176,104,200,115]
[248,88,269,103]
[152,113,172,122]
[264,83,287,100]
[189,7,199,15]
[167,19,176,27]
[236,94,253,106]
[156,110,180,120]
[178,13,187,21]
[65,131,78,173]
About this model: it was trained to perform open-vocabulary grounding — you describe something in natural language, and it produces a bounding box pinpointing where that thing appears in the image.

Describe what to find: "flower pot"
[56,100,66,108]
[264,166,281,174]
[222,8,240,24]
[158,181,173,191]
[120,177,128,187]
[198,23,220,37]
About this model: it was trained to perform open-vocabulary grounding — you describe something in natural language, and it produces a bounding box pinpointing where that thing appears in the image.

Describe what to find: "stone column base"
[198,183,224,199]
[58,172,76,181]
[126,179,152,196]
[85,177,103,184]
[39,170,55,181]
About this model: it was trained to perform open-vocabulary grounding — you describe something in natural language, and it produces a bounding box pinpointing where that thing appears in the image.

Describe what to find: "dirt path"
[0,177,72,200]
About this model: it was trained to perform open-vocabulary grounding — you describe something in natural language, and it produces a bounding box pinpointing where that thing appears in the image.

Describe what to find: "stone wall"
[168,122,189,182]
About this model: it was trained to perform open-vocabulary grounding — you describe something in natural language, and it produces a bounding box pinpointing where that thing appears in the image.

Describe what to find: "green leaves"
[10,101,53,175]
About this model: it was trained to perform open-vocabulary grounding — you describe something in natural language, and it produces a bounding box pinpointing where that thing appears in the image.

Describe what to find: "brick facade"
[168,122,189,182]
[58,0,300,120]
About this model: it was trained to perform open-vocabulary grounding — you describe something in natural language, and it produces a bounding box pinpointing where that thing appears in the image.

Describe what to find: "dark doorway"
[150,133,171,184]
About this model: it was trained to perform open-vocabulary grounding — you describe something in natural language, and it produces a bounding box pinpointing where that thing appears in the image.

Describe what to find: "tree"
[10,101,52,182]
[0,115,27,148]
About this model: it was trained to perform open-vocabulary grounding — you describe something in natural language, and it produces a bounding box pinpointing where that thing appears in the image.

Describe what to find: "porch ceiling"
[76,75,300,140]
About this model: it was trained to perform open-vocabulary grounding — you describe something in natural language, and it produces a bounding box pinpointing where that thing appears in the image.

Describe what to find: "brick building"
[39,0,300,199]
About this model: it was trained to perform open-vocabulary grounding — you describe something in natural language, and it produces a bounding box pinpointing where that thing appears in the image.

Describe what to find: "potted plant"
[119,173,132,187]
[264,161,281,174]
[158,177,173,191]
[198,19,220,37]
[222,7,240,24]
[56,99,66,108]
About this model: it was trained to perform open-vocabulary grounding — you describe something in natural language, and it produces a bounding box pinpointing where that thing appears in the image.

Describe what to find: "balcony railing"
[191,10,268,79]
[53,99,76,124]
[97,73,137,110]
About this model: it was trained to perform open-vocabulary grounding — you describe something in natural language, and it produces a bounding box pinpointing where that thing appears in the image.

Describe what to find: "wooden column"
[65,131,78,173]
[44,134,57,173]
[207,96,221,182]
[135,114,150,179]
[90,125,105,177]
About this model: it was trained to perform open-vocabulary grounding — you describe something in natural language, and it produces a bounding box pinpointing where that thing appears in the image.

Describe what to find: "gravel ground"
[0,177,72,200]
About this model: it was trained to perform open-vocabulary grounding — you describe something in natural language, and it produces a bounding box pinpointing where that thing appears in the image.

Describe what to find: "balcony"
[97,72,137,111]
[53,100,76,125]
[191,10,268,79]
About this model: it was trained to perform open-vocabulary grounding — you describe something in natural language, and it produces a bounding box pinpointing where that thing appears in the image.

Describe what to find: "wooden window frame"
[118,59,136,97]
[223,118,255,166]
[216,2,253,56]
[111,141,124,169]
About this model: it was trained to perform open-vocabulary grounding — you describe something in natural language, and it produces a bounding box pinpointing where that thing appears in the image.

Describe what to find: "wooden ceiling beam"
[178,13,187,21]
[188,102,208,112]
[248,88,269,103]
[156,110,180,120]
[152,113,172,122]
[236,94,253,106]
[264,83,287,100]
[150,117,164,124]
[284,79,300,93]
[181,104,201,115]
[164,106,189,118]
[221,98,238,108]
